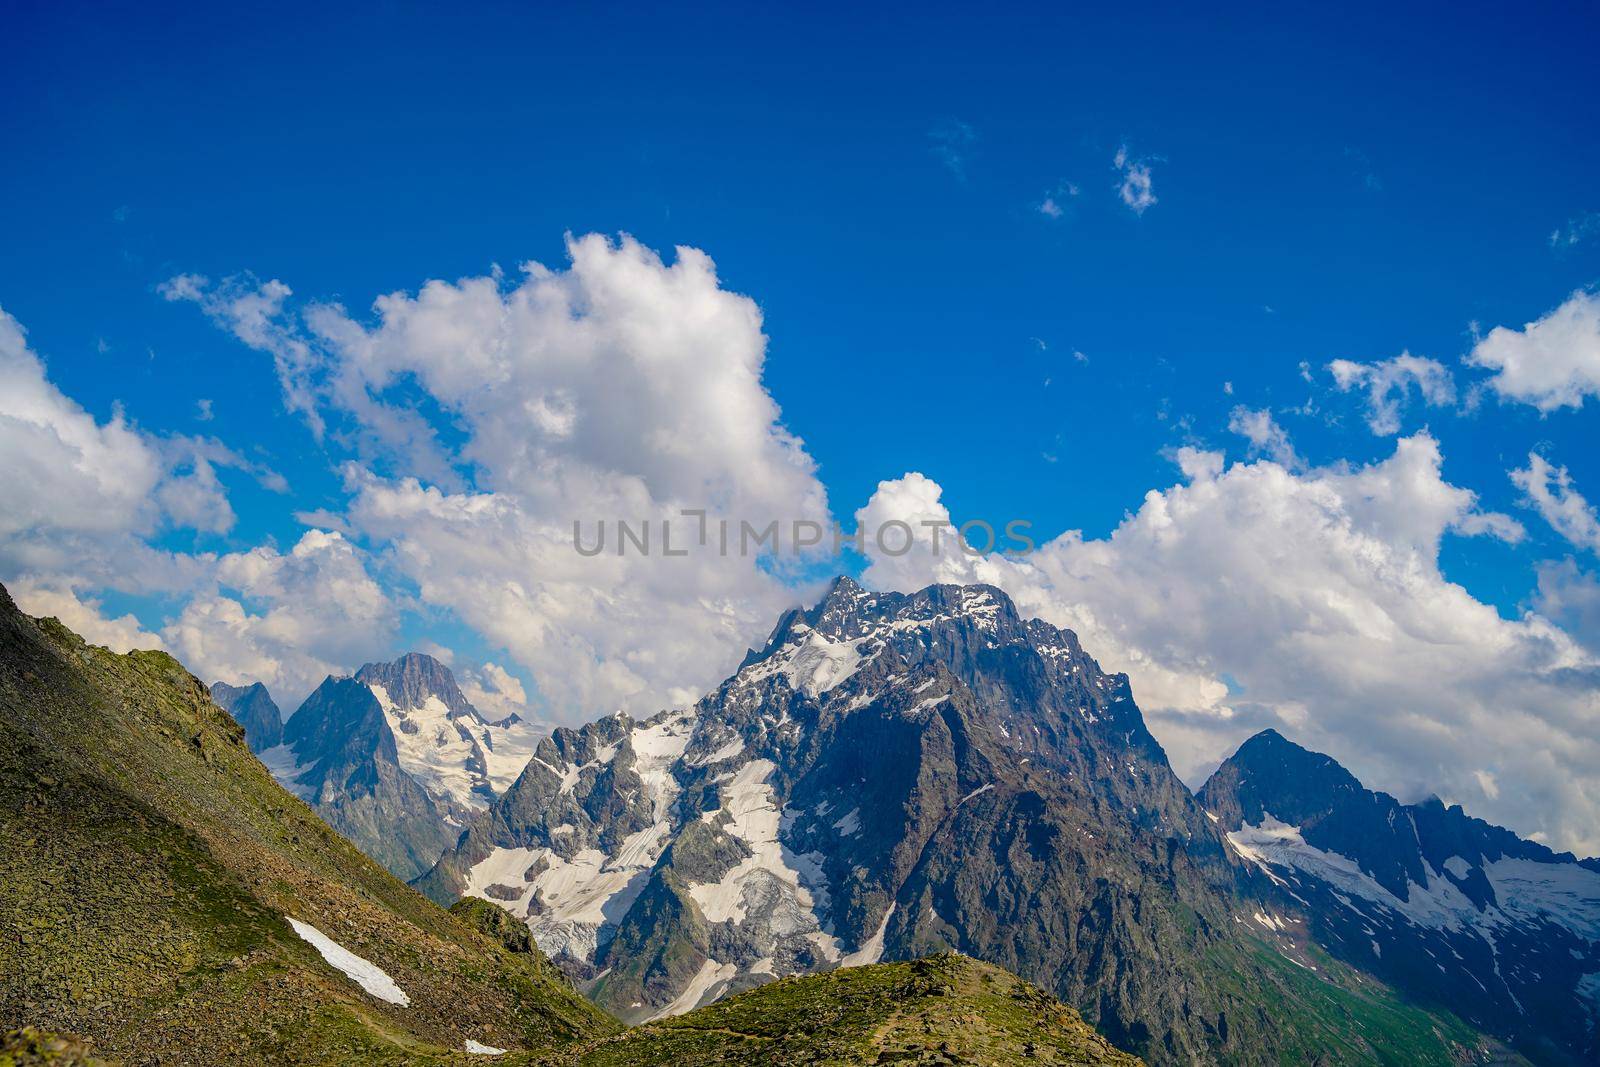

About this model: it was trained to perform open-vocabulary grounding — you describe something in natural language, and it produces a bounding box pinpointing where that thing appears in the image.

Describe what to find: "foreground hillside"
[563,953,1142,1065]
[0,582,616,1062]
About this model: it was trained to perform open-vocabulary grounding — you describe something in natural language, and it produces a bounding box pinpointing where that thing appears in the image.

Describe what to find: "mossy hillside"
[1191,936,1530,1066]
[1,1028,110,1066]
[567,953,1144,1066]
[0,586,618,1063]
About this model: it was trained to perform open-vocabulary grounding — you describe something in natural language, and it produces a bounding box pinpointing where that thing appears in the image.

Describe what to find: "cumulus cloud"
[162,529,397,710]
[173,235,833,721]
[1226,405,1301,468]
[1328,352,1456,434]
[459,661,529,724]
[8,579,166,652]
[1534,559,1600,655]
[857,434,1597,854]
[1113,145,1157,214]
[1512,452,1600,555]
[1465,290,1600,412]
[0,305,236,595]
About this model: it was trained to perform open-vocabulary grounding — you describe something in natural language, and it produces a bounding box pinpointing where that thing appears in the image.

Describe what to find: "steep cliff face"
[419,577,1503,1064]
[1202,728,1600,1065]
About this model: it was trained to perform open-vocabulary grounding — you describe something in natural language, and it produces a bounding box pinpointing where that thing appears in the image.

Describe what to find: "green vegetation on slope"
[567,953,1144,1066]
[0,584,617,1064]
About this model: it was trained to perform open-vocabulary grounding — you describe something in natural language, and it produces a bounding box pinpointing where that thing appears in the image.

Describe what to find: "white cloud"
[1549,212,1600,249]
[175,235,833,722]
[1226,405,1300,468]
[1327,352,1456,434]
[163,529,398,710]
[0,305,235,594]
[160,273,324,435]
[1512,452,1600,555]
[1465,290,1600,412]
[1037,181,1078,219]
[1113,145,1157,215]
[1534,559,1600,656]
[857,435,1598,855]
[8,578,166,653]
[459,661,529,724]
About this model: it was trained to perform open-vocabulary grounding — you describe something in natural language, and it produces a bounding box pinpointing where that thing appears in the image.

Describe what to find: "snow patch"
[258,744,314,800]
[839,903,896,968]
[645,959,738,1020]
[960,783,994,804]
[287,917,410,1006]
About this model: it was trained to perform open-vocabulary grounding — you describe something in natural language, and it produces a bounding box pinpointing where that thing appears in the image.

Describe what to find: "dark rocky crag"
[208,680,283,753]
[280,675,459,881]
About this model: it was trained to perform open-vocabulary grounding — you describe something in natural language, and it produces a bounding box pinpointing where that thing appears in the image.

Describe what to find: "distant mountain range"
[215,652,543,879]
[0,579,1140,1065]
[1199,728,1600,1064]
[42,572,1596,1063]
[414,576,1551,1063]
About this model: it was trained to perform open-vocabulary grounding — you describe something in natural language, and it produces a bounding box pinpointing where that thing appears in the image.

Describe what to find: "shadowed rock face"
[208,679,282,753]
[1201,729,1600,1066]
[419,577,1507,1064]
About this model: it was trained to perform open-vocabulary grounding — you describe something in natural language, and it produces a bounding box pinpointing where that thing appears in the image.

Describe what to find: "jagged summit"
[356,651,491,722]
[256,650,543,880]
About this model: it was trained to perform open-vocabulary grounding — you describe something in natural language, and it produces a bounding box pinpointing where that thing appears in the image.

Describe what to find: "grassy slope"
[0,585,618,1064]
[549,954,1144,1066]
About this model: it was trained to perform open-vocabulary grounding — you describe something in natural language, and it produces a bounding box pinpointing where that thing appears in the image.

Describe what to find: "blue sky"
[4,2,1599,846]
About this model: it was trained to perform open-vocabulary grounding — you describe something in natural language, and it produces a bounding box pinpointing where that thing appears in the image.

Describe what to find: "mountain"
[260,651,543,879]
[0,580,618,1062]
[1199,728,1600,1065]
[419,577,1510,1063]
[208,679,282,752]
[0,581,1143,1065]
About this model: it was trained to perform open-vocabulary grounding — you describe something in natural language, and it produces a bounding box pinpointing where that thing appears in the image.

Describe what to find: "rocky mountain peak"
[355,651,478,720]
[418,577,1250,1047]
